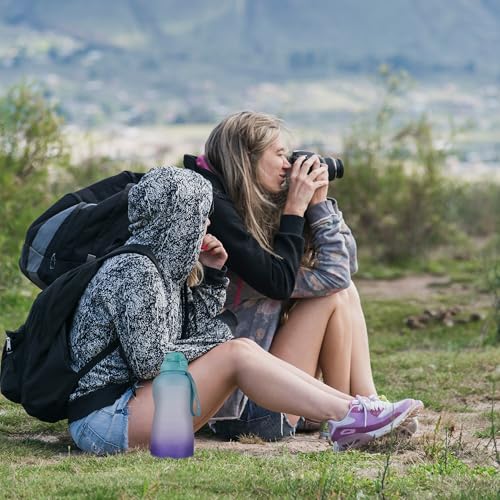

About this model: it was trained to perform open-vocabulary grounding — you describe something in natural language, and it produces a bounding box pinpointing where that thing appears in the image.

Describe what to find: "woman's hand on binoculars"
[283,154,329,216]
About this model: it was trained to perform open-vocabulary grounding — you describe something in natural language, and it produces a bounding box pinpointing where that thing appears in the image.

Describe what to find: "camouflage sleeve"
[291,199,352,298]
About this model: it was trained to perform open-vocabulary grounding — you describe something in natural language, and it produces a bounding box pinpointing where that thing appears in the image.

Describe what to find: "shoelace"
[353,395,392,427]
[368,394,393,409]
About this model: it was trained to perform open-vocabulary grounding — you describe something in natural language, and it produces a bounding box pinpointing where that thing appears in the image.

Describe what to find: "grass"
[0,443,497,499]
[0,256,499,498]
[357,247,491,286]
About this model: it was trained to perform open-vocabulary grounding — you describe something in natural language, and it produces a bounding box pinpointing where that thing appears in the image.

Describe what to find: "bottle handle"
[186,372,201,417]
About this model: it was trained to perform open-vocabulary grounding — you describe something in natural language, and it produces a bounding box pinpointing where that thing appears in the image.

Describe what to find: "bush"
[332,69,461,263]
[0,83,69,290]
[449,182,500,237]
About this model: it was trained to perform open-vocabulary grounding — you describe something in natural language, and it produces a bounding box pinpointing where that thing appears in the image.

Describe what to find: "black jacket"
[184,155,305,300]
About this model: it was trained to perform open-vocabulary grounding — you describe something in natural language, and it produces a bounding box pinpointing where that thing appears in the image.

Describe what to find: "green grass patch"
[357,251,489,289]
[373,348,500,411]
[0,285,38,336]
[365,299,491,352]
[475,408,500,439]
[0,443,498,499]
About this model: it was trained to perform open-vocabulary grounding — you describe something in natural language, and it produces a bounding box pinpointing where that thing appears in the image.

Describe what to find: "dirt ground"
[356,275,453,300]
[195,405,498,472]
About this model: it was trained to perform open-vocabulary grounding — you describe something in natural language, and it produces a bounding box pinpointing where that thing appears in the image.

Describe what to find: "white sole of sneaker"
[331,404,421,452]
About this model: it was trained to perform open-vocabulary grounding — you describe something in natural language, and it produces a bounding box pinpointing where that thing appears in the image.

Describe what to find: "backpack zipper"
[49,253,57,269]
[5,337,11,353]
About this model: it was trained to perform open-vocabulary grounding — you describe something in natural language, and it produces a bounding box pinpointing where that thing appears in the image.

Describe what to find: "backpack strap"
[97,244,162,274]
[77,339,121,379]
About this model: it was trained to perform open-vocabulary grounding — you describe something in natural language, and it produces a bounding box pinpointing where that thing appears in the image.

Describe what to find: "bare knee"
[320,288,350,312]
[214,338,259,369]
[229,337,260,355]
[345,281,362,304]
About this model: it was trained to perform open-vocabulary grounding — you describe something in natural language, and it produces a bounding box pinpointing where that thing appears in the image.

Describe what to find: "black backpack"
[0,244,161,423]
[20,170,144,289]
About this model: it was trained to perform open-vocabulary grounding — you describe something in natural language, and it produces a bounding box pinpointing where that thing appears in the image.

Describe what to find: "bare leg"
[270,281,379,424]
[318,291,353,393]
[270,289,353,424]
[344,282,376,396]
[245,335,352,402]
[128,338,352,449]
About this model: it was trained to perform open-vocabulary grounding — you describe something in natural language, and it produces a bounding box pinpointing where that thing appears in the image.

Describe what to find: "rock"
[469,312,485,321]
[419,315,432,324]
[405,316,426,329]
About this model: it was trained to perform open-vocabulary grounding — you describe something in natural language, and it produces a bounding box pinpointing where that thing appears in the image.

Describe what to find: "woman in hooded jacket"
[67,166,421,455]
[183,111,420,441]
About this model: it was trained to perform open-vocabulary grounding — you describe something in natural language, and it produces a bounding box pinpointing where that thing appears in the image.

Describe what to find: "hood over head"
[127,166,213,282]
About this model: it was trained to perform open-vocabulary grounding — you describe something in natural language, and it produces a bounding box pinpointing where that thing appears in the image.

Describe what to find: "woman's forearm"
[291,199,352,298]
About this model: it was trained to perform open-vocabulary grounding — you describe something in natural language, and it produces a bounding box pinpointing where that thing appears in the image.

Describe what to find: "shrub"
[0,83,69,289]
[333,69,461,262]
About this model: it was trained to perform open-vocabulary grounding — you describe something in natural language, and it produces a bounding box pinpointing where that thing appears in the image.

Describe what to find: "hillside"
[2,0,500,77]
[1,0,499,128]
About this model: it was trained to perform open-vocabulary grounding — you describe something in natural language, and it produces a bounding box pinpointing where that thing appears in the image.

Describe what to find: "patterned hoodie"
[69,166,233,403]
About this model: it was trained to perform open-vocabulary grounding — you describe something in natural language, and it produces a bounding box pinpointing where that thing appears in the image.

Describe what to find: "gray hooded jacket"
[69,166,233,403]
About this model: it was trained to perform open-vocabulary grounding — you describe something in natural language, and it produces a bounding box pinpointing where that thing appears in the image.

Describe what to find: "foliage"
[333,68,460,262]
[0,83,69,290]
[451,181,500,237]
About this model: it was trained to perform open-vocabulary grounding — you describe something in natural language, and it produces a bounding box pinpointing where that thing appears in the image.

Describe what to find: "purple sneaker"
[328,396,422,451]
[368,395,420,436]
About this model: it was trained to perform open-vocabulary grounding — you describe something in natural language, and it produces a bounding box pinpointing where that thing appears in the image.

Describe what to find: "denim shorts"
[210,400,301,442]
[68,386,135,455]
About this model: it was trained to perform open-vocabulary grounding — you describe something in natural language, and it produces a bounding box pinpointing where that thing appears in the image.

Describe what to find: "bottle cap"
[160,352,188,373]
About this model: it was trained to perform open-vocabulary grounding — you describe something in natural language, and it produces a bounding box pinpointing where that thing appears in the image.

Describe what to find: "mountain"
[1,0,499,125]
[2,0,500,76]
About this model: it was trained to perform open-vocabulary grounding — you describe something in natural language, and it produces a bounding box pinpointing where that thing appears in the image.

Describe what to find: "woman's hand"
[199,234,228,270]
[309,162,329,207]
[283,155,329,217]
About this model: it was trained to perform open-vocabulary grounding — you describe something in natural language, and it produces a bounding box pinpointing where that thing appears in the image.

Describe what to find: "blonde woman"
[184,111,419,440]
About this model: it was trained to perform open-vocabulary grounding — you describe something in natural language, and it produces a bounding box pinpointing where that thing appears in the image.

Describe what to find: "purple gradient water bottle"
[150,352,201,459]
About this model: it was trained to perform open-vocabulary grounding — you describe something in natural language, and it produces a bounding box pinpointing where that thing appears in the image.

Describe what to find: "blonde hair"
[187,261,204,287]
[205,111,286,254]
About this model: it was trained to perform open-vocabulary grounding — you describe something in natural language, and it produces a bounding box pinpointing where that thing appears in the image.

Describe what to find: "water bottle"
[150,352,201,458]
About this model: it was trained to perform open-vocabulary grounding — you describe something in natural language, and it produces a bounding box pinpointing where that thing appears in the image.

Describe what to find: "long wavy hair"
[205,111,287,255]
